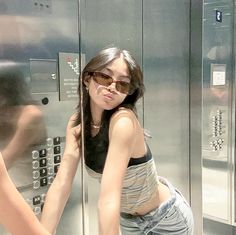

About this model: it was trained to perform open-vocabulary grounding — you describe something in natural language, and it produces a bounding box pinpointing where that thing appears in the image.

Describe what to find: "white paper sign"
[212,71,226,86]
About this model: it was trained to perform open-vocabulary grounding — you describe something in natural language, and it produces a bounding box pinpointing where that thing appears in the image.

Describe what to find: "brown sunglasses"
[88,71,134,95]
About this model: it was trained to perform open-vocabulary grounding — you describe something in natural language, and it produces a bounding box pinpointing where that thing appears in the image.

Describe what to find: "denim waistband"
[120,177,177,220]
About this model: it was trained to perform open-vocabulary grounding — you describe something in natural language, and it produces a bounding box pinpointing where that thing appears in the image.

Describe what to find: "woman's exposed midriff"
[131,181,172,216]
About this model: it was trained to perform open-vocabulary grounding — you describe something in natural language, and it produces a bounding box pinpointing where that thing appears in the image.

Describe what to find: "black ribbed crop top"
[85,124,152,174]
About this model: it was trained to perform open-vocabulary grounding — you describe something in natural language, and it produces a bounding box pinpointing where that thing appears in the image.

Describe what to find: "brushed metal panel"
[81,0,142,234]
[0,0,82,234]
[233,0,236,226]
[0,0,79,61]
[143,0,190,198]
[190,0,203,234]
[81,0,142,65]
[202,0,233,228]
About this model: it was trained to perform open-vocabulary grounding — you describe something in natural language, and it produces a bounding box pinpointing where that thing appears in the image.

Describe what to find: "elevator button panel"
[26,193,46,215]
[209,109,226,151]
[28,136,64,214]
[32,136,62,190]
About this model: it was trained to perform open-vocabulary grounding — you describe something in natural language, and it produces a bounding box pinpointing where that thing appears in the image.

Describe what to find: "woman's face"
[87,55,130,111]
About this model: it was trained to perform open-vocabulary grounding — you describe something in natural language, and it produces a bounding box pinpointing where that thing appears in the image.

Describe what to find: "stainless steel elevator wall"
[0,0,198,234]
[202,0,236,234]
[0,0,82,234]
[202,0,234,226]
[81,1,143,233]
[81,0,192,234]
[143,0,190,199]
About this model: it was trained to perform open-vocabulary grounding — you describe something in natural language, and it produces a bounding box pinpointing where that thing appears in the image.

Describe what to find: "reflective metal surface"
[0,0,205,234]
[190,1,203,234]
[0,0,81,234]
[81,1,143,233]
[81,0,196,234]
[202,0,235,234]
[143,0,190,201]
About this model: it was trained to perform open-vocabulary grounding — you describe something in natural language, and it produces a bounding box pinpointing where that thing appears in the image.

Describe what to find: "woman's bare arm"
[40,115,81,234]
[0,114,80,235]
[0,152,50,235]
[98,110,137,235]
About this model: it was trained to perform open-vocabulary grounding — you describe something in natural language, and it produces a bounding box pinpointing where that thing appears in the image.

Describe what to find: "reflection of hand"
[64,114,81,158]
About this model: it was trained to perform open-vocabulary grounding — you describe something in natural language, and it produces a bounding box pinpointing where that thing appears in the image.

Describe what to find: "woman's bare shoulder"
[111,107,137,122]
[109,108,139,137]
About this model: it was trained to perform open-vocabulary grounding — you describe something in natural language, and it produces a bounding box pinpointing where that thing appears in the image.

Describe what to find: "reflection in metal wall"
[202,0,235,234]
[0,0,82,234]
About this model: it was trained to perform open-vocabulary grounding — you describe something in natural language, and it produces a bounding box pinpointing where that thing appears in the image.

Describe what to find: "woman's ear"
[83,75,91,87]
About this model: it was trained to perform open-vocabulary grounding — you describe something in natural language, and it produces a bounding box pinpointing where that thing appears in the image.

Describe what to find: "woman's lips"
[104,93,114,100]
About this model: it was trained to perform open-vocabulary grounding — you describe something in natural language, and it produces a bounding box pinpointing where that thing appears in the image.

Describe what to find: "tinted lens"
[116,81,130,94]
[93,72,112,87]
[92,72,131,94]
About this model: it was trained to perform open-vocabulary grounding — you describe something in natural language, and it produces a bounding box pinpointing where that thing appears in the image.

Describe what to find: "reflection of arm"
[98,110,136,235]
[2,105,46,169]
[0,152,50,235]
[40,115,81,234]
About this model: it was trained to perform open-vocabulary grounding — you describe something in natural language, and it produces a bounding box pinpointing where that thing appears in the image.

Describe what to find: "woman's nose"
[107,82,117,92]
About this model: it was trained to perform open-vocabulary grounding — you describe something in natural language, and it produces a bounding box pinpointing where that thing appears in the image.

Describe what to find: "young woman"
[0,117,81,235]
[75,47,194,235]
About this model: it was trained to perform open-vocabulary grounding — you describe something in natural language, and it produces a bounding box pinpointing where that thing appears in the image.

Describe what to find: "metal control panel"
[26,58,79,217]
[202,101,230,223]
[209,109,225,152]
[27,136,64,215]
